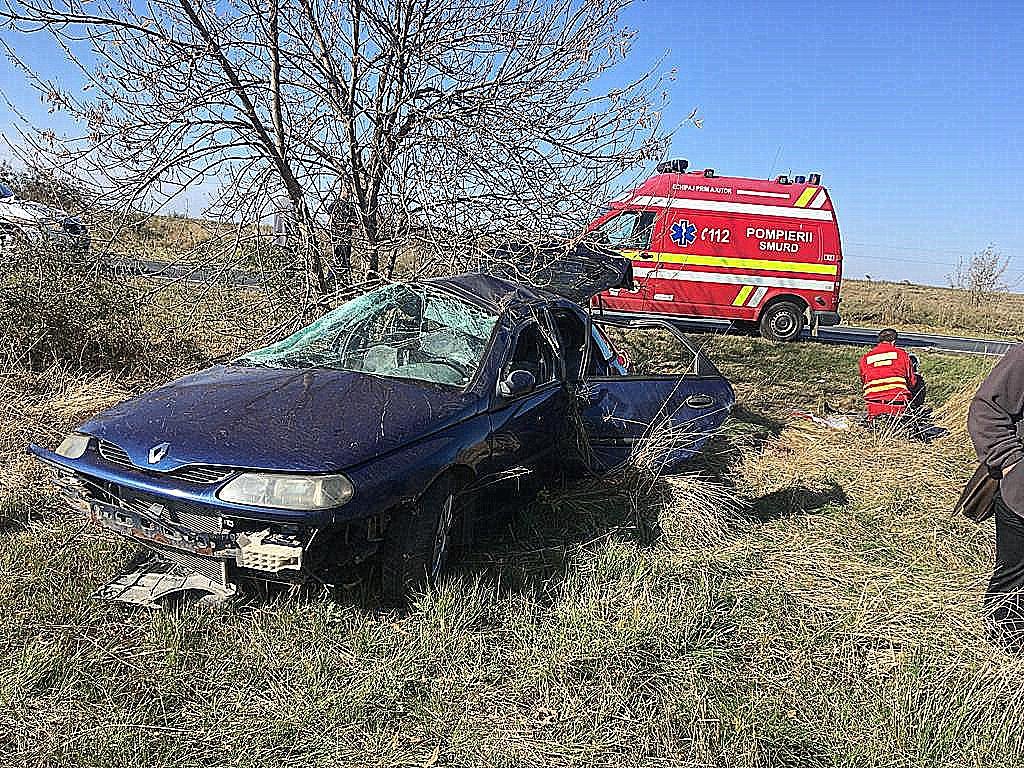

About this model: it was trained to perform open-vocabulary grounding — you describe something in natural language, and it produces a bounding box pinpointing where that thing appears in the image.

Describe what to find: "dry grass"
[842,279,1024,339]
[3,283,1024,765]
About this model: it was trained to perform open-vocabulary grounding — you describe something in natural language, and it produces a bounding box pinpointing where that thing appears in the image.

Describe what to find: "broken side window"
[508,321,557,384]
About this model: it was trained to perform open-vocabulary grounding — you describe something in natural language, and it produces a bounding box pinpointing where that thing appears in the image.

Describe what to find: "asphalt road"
[114,258,263,286]
[594,311,1016,357]
[120,258,1016,357]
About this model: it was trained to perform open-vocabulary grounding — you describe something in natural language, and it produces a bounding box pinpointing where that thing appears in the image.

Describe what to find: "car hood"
[79,364,482,473]
[1,198,68,226]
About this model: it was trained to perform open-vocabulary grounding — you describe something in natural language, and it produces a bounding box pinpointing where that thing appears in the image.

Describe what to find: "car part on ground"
[30,259,734,606]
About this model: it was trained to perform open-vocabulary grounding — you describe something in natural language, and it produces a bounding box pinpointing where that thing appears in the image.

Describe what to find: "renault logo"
[148,442,170,464]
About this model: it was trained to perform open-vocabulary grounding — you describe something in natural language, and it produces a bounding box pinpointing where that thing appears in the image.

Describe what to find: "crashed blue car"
[30,249,734,605]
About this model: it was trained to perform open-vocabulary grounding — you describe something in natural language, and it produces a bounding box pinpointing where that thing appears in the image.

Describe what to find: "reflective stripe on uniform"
[865,351,898,365]
[864,382,910,396]
[863,376,908,389]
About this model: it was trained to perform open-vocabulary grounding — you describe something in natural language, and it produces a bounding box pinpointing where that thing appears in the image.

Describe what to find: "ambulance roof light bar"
[656,158,689,174]
[776,174,790,184]
[808,173,822,185]
[794,175,806,184]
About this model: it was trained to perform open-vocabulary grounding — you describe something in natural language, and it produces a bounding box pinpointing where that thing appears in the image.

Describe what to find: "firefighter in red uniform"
[859,329,926,422]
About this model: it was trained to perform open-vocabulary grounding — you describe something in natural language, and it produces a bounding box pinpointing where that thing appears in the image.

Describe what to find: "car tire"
[759,302,805,342]
[381,476,463,604]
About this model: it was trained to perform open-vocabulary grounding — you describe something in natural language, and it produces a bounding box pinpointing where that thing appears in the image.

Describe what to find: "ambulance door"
[636,207,670,311]
[589,208,662,310]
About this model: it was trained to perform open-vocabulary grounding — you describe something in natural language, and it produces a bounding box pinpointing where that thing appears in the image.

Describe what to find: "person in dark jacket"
[968,344,1024,652]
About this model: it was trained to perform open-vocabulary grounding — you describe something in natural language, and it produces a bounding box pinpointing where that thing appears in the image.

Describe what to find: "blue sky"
[2,0,1023,285]
[619,0,1024,285]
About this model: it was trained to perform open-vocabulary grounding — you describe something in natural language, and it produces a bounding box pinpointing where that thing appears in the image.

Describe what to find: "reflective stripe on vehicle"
[632,267,835,292]
[732,286,754,306]
[737,189,790,198]
[627,251,838,276]
[747,286,769,307]
[631,195,834,221]
[794,188,817,207]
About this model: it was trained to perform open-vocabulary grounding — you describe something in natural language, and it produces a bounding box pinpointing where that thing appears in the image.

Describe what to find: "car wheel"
[759,301,805,342]
[381,476,463,603]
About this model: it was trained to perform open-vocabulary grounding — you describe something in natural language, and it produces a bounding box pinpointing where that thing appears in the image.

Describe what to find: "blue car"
[30,251,734,605]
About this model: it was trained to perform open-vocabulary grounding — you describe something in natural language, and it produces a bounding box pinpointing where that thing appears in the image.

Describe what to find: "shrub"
[949,245,1010,308]
[0,241,199,372]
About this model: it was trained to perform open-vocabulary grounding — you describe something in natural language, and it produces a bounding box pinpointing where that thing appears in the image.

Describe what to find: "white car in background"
[0,180,89,252]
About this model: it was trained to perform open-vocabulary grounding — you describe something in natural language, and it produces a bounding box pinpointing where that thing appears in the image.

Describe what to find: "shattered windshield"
[236,283,498,387]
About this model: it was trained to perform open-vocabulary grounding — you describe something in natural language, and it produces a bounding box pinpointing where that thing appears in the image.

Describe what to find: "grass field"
[841,279,1024,339]
[4,264,1023,766]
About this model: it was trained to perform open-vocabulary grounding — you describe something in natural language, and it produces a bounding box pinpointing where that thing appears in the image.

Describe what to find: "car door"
[575,319,735,472]
[483,313,570,490]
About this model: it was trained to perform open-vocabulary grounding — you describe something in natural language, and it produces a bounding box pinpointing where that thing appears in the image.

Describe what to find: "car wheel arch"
[380,464,476,603]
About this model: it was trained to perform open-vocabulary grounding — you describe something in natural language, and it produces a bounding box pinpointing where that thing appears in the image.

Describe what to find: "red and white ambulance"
[587,159,842,342]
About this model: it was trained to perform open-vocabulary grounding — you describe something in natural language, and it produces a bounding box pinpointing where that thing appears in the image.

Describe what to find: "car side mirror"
[498,369,536,398]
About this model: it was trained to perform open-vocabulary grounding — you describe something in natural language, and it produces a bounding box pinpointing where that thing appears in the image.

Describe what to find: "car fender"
[336,410,492,524]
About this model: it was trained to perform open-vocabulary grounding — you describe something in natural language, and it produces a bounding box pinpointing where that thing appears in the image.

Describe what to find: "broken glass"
[237,283,498,387]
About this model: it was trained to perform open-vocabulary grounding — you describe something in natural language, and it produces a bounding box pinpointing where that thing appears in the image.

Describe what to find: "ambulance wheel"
[759,302,805,342]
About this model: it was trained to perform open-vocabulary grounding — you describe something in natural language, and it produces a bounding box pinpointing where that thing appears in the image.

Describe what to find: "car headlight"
[217,472,354,510]
[55,433,90,459]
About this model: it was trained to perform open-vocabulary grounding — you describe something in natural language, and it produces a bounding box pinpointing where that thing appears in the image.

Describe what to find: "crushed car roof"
[426,273,556,310]
[480,242,633,303]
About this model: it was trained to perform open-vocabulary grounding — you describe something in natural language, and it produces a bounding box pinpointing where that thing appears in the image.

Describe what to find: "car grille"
[97,439,234,485]
[120,492,223,534]
[173,466,234,484]
[98,439,132,468]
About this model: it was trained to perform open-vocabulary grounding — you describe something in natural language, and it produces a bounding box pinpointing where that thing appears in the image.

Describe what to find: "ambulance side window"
[592,212,639,246]
[633,211,657,249]
[590,210,659,249]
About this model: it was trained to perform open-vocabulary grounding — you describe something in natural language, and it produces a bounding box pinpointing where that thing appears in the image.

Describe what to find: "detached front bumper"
[48,465,310,603]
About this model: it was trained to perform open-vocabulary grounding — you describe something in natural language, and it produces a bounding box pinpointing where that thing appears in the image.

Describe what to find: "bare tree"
[949,244,1011,308]
[2,0,682,297]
